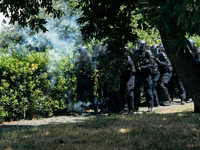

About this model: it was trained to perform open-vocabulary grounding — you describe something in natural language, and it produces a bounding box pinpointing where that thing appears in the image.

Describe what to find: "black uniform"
[155,51,173,106]
[133,40,154,112]
[119,48,136,113]
[92,44,123,114]
[168,71,187,104]
[75,46,97,114]
[148,47,160,107]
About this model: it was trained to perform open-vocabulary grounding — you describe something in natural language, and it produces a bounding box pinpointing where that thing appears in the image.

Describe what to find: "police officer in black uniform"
[119,46,136,113]
[92,43,107,113]
[92,43,123,114]
[149,44,160,107]
[189,39,200,66]
[155,43,173,106]
[188,39,199,56]
[133,40,154,112]
[75,46,97,114]
[169,71,188,104]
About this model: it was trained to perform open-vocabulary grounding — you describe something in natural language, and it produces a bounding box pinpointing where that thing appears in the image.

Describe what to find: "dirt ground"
[0,99,194,132]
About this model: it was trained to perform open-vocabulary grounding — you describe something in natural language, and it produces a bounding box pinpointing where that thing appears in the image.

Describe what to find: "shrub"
[0,47,76,122]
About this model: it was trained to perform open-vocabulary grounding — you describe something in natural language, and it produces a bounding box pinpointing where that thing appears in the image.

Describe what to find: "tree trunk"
[159,29,200,112]
[194,103,200,113]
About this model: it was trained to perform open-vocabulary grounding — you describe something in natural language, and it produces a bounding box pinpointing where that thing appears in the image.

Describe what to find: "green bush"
[0,47,76,122]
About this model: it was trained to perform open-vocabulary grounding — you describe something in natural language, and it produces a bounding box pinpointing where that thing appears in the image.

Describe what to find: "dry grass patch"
[155,104,194,114]
[0,105,200,150]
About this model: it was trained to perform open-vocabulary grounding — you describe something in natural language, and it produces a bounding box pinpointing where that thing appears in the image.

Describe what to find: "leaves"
[0,49,76,121]
[0,0,65,32]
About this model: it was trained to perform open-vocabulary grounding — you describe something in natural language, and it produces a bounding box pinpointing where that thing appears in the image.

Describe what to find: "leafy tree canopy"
[0,0,65,32]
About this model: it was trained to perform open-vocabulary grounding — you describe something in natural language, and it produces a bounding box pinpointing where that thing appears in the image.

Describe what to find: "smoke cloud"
[0,2,85,114]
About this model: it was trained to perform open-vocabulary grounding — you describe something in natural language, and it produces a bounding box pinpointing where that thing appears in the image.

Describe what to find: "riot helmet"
[78,46,88,56]
[159,43,164,47]
[157,52,168,62]
[150,44,159,56]
[146,49,154,59]
[124,46,130,56]
[151,44,159,49]
[92,44,102,57]
[188,39,195,48]
[136,40,147,50]
[158,43,165,52]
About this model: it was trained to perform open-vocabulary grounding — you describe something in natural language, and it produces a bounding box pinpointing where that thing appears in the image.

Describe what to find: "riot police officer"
[92,43,123,114]
[189,39,200,65]
[92,43,106,113]
[169,71,188,104]
[119,46,136,113]
[188,39,199,55]
[133,40,154,112]
[149,44,160,107]
[155,43,173,106]
[75,46,97,114]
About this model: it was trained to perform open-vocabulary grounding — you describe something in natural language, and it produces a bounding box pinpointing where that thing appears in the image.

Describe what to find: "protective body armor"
[156,52,173,73]
[192,47,200,66]
[134,49,153,74]
[122,56,136,77]
[146,50,159,75]
[120,52,135,112]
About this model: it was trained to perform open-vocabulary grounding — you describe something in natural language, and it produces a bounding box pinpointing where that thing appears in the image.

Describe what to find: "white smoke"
[71,101,92,114]
[0,3,93,114]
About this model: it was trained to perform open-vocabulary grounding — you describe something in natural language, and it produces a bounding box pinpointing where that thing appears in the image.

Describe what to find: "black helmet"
[159,43,164,48]
[158,43,165,52]
[124,46,130,56]
[188,39,195,48]
[92,44,101,57]
[151,44,159,56]
[146,49,154,59]
[78,46,88,56]
[157,52,168,61]
[151,44,159,49]
[136,40,147,50]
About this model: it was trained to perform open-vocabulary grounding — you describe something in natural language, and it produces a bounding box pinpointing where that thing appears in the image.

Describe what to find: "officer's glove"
[138,66,146,71]
[155,57,161,64]
[155,57,159,62]
[140,66,146,70]
[127,67,131,71]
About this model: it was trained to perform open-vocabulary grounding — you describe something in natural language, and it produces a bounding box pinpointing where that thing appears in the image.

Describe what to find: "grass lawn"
[0,104,199,150]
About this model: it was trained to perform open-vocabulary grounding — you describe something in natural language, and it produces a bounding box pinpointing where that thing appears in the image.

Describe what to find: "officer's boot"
[127,95,134,114]
[158,82,171,106]
[181,99,186,105]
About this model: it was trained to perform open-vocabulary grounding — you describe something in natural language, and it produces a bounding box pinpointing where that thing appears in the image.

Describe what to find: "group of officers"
[74,39,197,114]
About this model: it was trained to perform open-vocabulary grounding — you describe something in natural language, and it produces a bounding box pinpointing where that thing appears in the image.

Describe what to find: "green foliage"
[0,0,83,121]
[0,0,64,32]
[188,35,200,47]
[0,48,76,122]
[129,12,161,47]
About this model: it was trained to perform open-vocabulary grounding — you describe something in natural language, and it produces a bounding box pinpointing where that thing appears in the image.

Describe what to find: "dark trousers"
[107,90,123,113]
[152,72,160,106]
[119,75,135,111]
[76,75,94,104]
[161,72,173,88]
[134,74,154,108]
[168,73,186,100]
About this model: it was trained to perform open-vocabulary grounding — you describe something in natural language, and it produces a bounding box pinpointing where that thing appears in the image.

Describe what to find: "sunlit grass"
[155,104,194,114]
[0,104,200,150]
